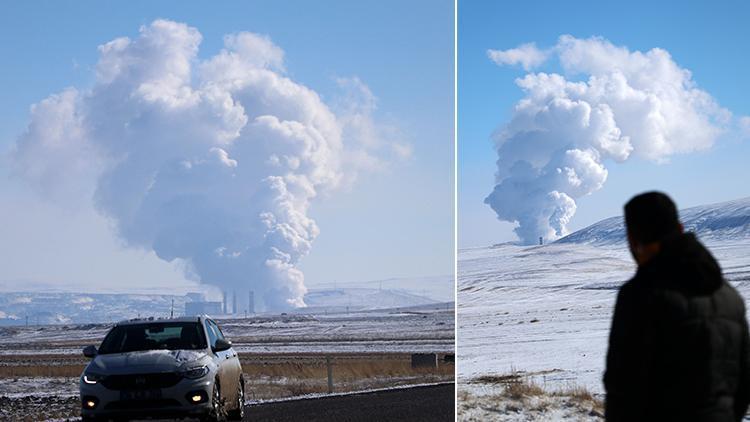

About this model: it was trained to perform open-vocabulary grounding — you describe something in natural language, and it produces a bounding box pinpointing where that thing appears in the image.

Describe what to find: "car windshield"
[98,322,207,354]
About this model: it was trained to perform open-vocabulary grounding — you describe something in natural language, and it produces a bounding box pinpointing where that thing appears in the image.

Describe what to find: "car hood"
[87,349,209,374]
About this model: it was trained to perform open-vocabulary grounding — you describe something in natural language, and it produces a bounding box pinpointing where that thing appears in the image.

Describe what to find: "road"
[245,383,455,421]
[0,383,454,421]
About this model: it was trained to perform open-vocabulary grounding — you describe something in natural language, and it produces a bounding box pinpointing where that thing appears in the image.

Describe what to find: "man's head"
[624,191,683,265]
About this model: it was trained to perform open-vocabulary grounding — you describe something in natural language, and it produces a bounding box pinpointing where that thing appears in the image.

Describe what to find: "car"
[79,315,245,421]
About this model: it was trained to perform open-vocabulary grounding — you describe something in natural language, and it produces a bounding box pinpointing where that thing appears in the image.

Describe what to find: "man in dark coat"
[604,192,750,421]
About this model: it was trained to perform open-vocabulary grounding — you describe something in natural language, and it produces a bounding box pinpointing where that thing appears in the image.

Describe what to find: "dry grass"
[463,371,604,419]
[473,373,522,384]
[556,385,595,402]
[505,379,545,400]
[470,370,545,402]
[240,353,453,381]
[0,353,454,401]
[499,378,602,411]
[460,378,605,421]
[0,364,83,378]
[554,385,604,415]
[241,353,454,400]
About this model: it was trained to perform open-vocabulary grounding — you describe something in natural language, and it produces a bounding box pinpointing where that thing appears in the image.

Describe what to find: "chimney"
[232,290,237,315]
[222,291,227,314]
[248,290,255,315]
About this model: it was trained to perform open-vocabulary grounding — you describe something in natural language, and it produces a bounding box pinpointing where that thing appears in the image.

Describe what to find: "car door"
[214,321,241,386]
[206,319,237,402]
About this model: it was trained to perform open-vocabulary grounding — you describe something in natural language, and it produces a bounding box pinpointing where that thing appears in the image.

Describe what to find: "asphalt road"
[245,383,455,422]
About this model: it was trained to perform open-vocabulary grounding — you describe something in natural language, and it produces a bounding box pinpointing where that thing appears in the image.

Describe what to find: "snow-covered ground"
[458,196,750,399]
[458,382,603,421]
[458,242,632,394]
[0,377,78,398]
[221,306,455,354]
[0,304,455,355]
[0,304,455,421]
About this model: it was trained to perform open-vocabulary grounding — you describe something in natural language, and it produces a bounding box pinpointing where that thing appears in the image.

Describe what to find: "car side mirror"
[83,345,98,358]
[212,338,232,353]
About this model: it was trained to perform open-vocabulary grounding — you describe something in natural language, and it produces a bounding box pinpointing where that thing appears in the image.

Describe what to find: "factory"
[185,289,255,317]
[184,299,222,316]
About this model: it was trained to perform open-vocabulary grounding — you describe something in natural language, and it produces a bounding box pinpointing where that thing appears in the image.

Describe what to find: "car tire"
[227,379,245,420]
[203,379,228,422]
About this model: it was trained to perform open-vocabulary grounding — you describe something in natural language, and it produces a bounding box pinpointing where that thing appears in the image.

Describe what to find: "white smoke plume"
[12,20,406,310]
[485,35,734,245]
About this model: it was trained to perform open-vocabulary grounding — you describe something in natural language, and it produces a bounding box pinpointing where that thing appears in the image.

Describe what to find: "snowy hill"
[311,275,454,303]
[0,286,445,326]
[303,287,438,311]
[557,196,750,245]
[0,292,188,326]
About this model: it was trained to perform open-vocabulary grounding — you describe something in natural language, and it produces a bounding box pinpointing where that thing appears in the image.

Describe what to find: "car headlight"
[180,365,209,379]
[82,372,105,384]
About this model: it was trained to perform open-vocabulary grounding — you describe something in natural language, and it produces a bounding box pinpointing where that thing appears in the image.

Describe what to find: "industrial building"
[184,300,222,316]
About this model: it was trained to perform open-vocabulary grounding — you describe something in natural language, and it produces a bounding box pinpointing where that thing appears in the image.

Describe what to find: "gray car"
[79,316,245,421]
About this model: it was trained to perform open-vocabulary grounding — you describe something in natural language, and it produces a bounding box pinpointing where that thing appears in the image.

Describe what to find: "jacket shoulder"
[652,281,746,324]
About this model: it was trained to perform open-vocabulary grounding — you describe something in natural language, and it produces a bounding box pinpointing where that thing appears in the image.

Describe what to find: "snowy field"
[458,239,750,392]
[458,197,750,401]
[458,242,630,393]
[458,238,750,420]
[0,304,455,356]
[0,304,455,419]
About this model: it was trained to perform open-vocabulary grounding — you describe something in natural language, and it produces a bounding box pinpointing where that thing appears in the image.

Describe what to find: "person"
[604,191,750,421]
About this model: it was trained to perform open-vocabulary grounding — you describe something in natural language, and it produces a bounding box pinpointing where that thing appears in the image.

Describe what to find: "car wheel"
[227,379,245,420]
[204,379,227,422]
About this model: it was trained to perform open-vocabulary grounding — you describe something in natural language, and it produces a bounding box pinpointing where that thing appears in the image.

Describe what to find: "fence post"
[326,355,334,394]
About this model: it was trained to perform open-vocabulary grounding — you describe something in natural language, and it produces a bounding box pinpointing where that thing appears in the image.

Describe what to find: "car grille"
[104,398,182,410]
[99,372,182,390]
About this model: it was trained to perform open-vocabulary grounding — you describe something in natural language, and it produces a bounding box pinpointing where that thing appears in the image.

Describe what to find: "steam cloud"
[485,35,734,244]
[12,20,405,310]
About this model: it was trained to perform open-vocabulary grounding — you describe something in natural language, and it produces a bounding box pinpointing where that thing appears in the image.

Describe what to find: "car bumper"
[80,375,214,418]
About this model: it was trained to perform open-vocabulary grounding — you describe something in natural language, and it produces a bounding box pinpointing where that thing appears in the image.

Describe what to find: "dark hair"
[624,191,680,243]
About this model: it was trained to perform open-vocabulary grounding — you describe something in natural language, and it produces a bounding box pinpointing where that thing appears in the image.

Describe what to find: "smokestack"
[248,290,255,315]
[232,290,237,315]
[222,291,227,314]
[539,236,543,246]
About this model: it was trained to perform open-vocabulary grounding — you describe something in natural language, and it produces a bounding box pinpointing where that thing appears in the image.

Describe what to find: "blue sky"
[0,0,454,294]
[459,0,750,248]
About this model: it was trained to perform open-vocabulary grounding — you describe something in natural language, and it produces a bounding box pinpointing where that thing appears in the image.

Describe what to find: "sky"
[0,0,454,298]
[459,0,750,248]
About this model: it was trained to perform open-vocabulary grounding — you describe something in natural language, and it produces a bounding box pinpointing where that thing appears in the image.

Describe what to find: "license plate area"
[120,389,162,401]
